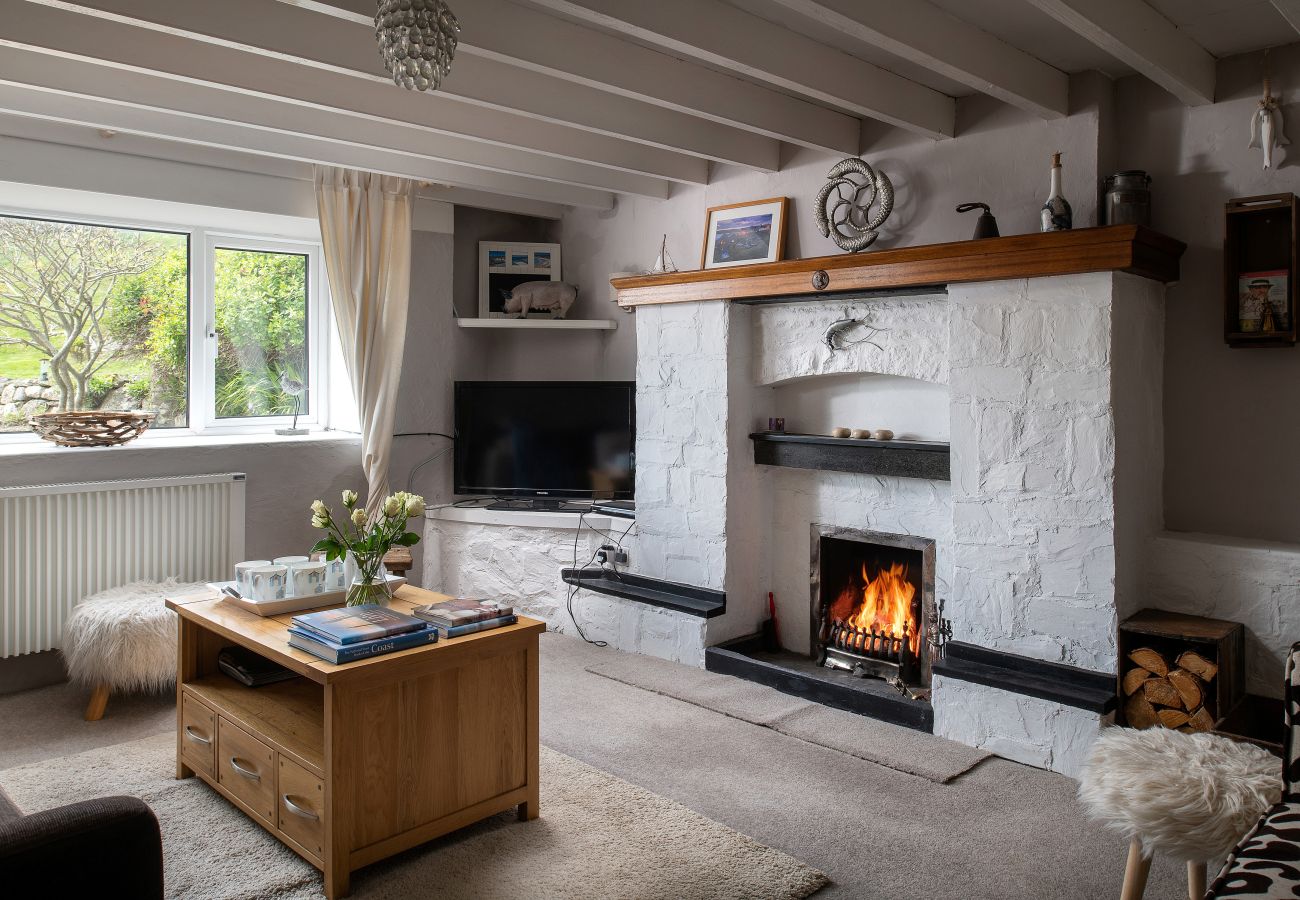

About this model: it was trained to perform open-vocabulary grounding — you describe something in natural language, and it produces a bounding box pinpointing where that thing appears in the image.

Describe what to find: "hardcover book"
[292,606,427,645]
[434,614,518,638]
[287,624,437,664]
[413,598,514,626]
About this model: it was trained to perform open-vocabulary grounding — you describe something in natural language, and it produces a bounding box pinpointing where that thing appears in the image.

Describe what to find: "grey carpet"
[0,733,829,900]
[584,653,990,784]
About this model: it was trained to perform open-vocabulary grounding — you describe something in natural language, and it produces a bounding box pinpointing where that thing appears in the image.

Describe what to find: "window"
[0,212,329,438]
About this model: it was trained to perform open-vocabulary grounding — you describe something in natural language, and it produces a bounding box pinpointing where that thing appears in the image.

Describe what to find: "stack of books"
[413,598,517,637]
[287,607,436,664]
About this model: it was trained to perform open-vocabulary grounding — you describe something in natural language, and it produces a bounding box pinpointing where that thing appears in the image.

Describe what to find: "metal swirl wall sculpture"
[814,157,894,252]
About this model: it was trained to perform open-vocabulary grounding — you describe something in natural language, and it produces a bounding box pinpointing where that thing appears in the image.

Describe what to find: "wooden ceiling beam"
[1022,0,1215,106]
[23,0,779,171]
[765,0,1068,119]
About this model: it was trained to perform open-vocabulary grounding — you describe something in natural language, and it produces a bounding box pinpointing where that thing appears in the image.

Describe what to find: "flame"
[828,561,919,655]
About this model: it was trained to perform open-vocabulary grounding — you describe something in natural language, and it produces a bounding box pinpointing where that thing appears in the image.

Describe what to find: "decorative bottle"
[1040,152,1072,232]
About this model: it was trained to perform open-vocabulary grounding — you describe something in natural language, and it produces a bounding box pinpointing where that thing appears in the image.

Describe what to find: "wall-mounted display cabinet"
[1224,194,1297,348]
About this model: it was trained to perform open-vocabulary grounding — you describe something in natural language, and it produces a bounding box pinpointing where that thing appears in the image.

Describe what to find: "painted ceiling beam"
[1270,1,1300,36]
[10,0,709,186]
[765,0,1068,119]
[516,0,956,139]
[0,44,672,199]
[279,0,866,153]
[1022,0,1216,106]
[23,0,778,172]
[0,80,617,209]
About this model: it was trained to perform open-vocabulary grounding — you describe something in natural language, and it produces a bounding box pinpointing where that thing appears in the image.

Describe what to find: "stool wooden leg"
[84,683,110,721]
[1121,837,1152,900]
[1188,860,1206,899]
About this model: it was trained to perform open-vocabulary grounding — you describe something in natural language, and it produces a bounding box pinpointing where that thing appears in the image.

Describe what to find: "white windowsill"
[0,429,361,459]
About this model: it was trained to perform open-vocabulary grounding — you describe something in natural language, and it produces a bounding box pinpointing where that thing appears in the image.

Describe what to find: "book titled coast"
[292,607,427,645]
[287,622,437,664]
[413,598,517,637]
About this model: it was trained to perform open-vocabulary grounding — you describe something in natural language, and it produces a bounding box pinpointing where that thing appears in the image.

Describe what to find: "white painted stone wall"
[1146,531,1300,698]
[931,675,1111,779]
[948,274,1130,672]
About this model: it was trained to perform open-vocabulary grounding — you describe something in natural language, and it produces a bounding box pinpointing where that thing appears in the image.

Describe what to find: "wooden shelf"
[751,432,950,481]
[456,317,617,330]
[186,672,324,773]
[611,225,1185,308]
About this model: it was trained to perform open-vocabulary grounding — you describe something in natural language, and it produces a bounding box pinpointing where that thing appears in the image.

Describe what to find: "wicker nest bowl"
[28,410,155,448]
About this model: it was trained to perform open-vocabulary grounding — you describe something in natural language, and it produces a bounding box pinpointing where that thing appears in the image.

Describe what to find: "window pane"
[213,248,309,419]
[0,216,189,433]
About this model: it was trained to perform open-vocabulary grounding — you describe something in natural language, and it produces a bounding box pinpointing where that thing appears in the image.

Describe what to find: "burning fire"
[828,561,920,654]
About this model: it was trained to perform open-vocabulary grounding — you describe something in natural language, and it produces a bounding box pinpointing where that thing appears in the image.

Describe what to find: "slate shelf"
[705,635,932,732]
[750,432,951,481]
[560,568,725,618]
[932,642,1116,714]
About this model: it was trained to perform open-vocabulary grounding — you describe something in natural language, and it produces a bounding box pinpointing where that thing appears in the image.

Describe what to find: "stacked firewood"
[1122,647,1218,732]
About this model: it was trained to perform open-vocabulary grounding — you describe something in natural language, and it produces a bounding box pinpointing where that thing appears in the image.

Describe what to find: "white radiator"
[0,473,246,658]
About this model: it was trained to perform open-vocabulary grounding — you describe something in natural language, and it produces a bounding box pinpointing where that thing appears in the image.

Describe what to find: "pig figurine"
[500,281,578,319]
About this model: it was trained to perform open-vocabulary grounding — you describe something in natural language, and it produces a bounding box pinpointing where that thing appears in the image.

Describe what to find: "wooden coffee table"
[166,585,543,899]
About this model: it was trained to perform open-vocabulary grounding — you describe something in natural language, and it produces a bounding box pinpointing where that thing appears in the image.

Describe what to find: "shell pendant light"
[375,0,460,92]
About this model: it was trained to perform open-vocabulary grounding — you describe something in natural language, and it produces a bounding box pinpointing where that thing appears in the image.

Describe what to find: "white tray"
[210,575,408,617]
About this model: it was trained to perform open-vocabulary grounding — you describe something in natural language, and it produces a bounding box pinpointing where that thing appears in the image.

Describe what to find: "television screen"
[454,381,635,500]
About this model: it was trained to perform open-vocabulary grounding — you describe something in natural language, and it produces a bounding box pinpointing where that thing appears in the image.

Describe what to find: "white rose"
[341,490,358,508]
[406,496,426,517]
[351,509,368,528]
[311,514,329,529]
[311,499,327,515]
[383,496,401,518]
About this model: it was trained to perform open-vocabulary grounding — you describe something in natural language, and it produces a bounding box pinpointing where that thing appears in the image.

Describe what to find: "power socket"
[596,544,630,566]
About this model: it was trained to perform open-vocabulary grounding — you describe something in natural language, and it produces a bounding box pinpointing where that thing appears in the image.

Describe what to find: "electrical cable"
[565,509,636,645]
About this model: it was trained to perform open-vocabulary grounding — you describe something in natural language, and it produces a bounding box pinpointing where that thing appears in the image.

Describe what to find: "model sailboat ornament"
[648,234,678,274]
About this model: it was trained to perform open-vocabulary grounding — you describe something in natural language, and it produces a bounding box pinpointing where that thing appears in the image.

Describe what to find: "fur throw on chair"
[1078,727,1281,861]
[62,578,201,693]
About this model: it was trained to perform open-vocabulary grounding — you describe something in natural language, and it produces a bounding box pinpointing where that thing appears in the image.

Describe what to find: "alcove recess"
[1225,193,1297,348]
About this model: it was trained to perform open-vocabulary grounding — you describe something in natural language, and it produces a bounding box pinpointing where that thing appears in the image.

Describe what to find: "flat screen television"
[454,381,635,505]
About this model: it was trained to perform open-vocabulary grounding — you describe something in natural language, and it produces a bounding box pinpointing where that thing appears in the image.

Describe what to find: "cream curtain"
[313,166,413,517]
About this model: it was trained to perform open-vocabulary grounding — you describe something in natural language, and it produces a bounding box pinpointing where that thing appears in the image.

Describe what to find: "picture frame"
[478,241,562,318]
[700,197,788,270]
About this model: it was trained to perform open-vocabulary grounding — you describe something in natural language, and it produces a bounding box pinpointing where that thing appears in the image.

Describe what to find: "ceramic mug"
[234,560,271,595]
[288,561,327,597]
[272,555,309,567]
[323,558,348,590]
[249,565,288,602]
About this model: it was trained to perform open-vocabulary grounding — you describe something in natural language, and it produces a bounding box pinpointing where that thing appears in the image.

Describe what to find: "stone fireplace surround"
[625,269,1166,777]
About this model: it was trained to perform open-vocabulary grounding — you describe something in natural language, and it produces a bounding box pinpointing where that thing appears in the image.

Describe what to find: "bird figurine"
[1249,76,1289,170]
[275,371,308,436]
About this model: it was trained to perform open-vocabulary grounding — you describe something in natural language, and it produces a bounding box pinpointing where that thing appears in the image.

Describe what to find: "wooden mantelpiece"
[611,225,1185,307]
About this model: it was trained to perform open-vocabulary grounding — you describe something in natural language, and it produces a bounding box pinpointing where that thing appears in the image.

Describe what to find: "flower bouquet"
[309,490,425,606]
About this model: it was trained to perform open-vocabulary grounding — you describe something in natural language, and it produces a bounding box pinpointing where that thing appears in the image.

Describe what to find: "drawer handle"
[229,757,261,782]
[183,725,211,746]
[283,794,320,821]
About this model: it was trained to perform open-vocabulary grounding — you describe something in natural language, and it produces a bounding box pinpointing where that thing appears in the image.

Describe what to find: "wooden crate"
[1117,608,1245,731]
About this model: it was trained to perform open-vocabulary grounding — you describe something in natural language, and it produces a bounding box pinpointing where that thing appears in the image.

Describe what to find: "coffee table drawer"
[180,693,216,778]
[217,717,276,823]
[278,757,324,860]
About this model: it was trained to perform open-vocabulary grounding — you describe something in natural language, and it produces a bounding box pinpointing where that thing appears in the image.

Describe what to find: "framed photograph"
[701,197,788,270]
[478,242,562,318]
[1237,270,1290,333]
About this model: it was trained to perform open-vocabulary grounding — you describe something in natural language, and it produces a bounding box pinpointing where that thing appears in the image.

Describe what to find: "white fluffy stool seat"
[1078,727,1281,899]
[62,578,205,719]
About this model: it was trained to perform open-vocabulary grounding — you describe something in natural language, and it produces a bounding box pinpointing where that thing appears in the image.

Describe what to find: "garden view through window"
[0,214,314,434]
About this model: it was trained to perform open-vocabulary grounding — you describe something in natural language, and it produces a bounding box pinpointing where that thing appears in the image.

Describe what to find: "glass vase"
[345,573,391,607]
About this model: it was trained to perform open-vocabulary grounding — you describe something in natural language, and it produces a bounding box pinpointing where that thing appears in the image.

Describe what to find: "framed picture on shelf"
[701,197,788,270]
[478,241,562,318]
[1237,270,1289,334]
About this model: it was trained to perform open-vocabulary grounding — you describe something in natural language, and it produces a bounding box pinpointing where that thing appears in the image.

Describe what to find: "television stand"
[485,498,588,513]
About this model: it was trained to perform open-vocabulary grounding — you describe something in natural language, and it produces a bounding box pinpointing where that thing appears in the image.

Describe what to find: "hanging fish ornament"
[1249,76,1289,170]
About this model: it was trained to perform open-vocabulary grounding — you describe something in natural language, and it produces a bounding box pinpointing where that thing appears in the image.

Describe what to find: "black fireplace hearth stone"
[705,634,933,732]
[932,642,1117,714]
[560,568,726,618]
[750,432,950,481]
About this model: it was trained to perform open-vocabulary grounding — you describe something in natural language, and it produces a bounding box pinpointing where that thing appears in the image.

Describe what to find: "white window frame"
[0,206,335,443]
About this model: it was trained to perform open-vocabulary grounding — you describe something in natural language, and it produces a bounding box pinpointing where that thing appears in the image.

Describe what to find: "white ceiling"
[0,0,1294,211]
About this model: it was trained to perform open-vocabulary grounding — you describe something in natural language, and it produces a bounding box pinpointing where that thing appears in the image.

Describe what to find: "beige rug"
[0,733,828,900]
[585,655,990,784]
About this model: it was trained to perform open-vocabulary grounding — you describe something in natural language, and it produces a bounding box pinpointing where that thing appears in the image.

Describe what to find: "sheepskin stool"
[62,578,205,721]
[1078,726,1281,900]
